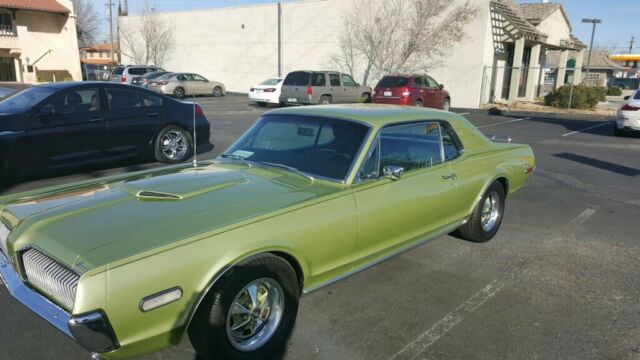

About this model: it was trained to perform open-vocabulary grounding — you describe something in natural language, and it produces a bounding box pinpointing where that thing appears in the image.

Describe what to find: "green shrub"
[544,85,604,109]
[607,86,623,96]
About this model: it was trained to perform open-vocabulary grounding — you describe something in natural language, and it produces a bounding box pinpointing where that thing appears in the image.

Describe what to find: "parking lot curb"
[453,107,614,121]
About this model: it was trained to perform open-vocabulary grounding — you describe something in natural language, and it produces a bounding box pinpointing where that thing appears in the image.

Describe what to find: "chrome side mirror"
[383,165,404,180]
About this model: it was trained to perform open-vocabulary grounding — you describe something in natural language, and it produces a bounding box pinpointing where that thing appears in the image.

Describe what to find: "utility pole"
[278,0,282,77]
[108,0,114,63]
[581,18,602,78]
[630,36,636,54]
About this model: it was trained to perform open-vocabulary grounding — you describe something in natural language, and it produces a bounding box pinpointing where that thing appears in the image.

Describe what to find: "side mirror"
[624,96,630,100]
[38,104,55,117]
[383,165,404,180]
[439,84,444,90]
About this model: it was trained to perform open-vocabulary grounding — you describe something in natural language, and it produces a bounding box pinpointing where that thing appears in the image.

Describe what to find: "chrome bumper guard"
[0,251,119,353]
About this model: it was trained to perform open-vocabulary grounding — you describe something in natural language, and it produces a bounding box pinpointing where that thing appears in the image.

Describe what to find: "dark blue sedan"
[0,82,210,181]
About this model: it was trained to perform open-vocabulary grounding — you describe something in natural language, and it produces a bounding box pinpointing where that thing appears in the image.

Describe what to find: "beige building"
[120,0,585,108]
[0,0,81,83]
[79,43,118,67]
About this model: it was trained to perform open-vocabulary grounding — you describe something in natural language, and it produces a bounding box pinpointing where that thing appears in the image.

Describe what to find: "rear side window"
[128,67,145,75]
[283,71,310,86]
[112,66,124,75]
[141,91,162,107]
[106,88,142,109]
[329,73,341,86]
[311,73,326,86]
[440,124,461,161]
[412,77,425,87]
[377,76,409,88]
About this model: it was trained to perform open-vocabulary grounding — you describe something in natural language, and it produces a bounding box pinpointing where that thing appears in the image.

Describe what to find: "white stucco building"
[0,0,82,83]
[120,0,584,108]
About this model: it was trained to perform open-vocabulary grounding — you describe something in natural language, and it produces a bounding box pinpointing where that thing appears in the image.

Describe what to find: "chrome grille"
[0,222,10,257]
[22,249,79,310]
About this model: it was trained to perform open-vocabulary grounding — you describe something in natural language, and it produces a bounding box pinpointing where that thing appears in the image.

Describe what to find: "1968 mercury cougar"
[0,105,535,359]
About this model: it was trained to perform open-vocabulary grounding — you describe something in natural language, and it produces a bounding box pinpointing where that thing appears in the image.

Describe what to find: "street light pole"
[581,18,601,80]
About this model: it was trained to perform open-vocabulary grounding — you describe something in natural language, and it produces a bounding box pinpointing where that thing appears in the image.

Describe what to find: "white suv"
[111,65,165,84]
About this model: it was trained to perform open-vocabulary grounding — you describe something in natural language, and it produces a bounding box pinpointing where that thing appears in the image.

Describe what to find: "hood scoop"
[136,190,183,201]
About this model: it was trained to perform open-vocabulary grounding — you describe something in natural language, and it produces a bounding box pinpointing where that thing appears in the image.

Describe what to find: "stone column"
[573,49,585,85]
[508,37,525,102]
[556,49,569,89]
[525,43,541,100]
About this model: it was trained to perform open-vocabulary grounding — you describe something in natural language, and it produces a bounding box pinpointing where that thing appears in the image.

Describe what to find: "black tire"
[361,93,372,103]
[154,125,193,163]
[188,254,300,360]
[614,127,625,136]
[416,100,424,107]
[257,102,267,107]
[174,87,185,99]
[213,86,224,97]
[319,95,332,105]
[455,182,506,243]
[443,98,451,112]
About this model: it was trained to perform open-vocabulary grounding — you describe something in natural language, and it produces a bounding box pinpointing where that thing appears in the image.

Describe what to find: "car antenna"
[192,94,197,168]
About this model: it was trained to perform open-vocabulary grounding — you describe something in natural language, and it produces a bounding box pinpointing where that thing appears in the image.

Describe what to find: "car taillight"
[121,75,126,83]
[195,104,205,117]
[621,104,639,111]
[401,88,411,97]
[307,85,313,95]
[156,81,168,85]
[264,88,277,93]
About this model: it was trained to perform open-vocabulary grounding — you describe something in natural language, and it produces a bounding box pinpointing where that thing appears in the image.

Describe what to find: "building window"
[544,72,556,85]
[0,12,15,36]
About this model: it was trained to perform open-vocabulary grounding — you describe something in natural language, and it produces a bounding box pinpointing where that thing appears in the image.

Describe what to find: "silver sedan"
[148,73,225,99]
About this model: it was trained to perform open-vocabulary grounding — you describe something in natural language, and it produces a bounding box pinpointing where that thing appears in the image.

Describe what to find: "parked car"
[148,73,225,99]
[373,74,451,110]
[0,82,210,181]
[616,90,640,135]
[81,63,110,81]
[611,77,640,90]
[280,70,372,105]
[248,78,283,106]
[131,71,172,88]
[110,65,165,85]
[0,104,534,359]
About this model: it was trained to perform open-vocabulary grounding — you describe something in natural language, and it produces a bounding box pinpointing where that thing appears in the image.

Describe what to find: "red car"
[373,75,451,111]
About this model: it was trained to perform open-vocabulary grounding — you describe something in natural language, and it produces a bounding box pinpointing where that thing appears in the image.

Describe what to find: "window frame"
[341,73,357,87]
[329,73,341,87]
[49,88,100,115]
[105,87,143,110]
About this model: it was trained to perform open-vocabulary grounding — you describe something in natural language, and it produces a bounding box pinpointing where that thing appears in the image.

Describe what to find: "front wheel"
[442,98,451,112]
[154,125,193,163]
[455,182,506,243]
[213,86,224,97]
[173,87,185,99]
[188,254,300,360]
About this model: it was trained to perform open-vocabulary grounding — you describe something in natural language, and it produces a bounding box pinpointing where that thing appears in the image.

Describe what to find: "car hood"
[2,163,342,273]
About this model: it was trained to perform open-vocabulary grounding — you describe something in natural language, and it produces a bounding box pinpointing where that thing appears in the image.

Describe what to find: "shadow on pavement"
[554,152,640,177]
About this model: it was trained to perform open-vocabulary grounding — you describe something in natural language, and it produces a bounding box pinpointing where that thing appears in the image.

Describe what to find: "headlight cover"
[22,249,79,310]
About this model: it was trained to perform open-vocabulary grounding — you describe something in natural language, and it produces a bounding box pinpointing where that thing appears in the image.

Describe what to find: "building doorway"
[0,57,16,81]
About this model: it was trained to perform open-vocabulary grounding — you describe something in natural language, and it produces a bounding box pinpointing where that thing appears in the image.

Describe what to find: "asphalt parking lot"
[1,95,639,360]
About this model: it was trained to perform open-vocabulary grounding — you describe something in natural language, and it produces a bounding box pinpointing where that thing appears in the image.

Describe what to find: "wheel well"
[270,251,304,292]
[495,177,509,195]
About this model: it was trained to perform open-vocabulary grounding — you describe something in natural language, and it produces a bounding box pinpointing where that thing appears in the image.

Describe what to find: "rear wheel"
[320,95,332,105]
[213,86,224,97]
[173,87,185,99]
[361,93,372,103]
[416,100,424,107]
[614,127,625,136]
[455,182,506,243]
[188,254,300,360]
[154,125,193,163]
[257,102,267,107]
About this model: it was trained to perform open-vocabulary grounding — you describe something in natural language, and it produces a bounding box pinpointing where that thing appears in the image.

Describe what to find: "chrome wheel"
[226,278,284,352]
[213,86,223,97]
[160,129,188,161]
[443,99,450,112]
[174,87,185,98]
[480,192,500,232]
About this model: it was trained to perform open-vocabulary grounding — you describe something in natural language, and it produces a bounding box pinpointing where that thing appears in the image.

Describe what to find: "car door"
[340,73,360,103]
[328,73,342,102]
[426,76,444,109]
[412,76,427,104]
[104,86,158,159]
[192,74,210,95]
[23,87,107,169]
[351,121,456,268]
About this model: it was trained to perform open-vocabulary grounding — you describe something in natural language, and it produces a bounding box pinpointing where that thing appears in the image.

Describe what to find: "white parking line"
[456,112,470,116]
[477,117,529,128]
[561,122,612,137]
[570,208,596,225]
[388,279,505,360]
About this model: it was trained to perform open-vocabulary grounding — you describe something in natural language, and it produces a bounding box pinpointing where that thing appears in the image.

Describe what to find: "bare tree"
[119,2,175,67]
[71,0,101,47]
[333,0,479,85]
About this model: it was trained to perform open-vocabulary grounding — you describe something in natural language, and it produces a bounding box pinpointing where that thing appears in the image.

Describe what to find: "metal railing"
[0,24,16,36]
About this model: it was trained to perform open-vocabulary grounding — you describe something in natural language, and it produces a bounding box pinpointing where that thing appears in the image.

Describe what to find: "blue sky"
[104,0,638,53]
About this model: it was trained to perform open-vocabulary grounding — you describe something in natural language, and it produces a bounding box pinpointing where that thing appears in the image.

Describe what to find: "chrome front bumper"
[0,250,73,337]
[0,251,119,353]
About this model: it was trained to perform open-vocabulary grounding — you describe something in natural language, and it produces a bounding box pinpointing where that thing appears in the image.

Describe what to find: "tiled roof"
[0,0,69,14]
[520,3,571,31]
[547,50,625,70]
[80,44,115,52]
[490,0,548,42]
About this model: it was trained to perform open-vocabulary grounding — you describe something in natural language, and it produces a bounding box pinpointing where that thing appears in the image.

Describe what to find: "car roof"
[35,81,151,90]
[265,104,460,128]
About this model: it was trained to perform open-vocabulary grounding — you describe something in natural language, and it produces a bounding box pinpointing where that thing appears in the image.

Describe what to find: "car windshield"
[377,76,409,88]
[0,87,55,113]
[157,73,175,80]
[222,115,370,181]
[144,72,167,79]
[634,91,640,100]
[260,78,282,86]
[112,66,124,75]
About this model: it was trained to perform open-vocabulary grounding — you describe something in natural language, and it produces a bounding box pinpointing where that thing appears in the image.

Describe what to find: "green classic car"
[0,105,534,359]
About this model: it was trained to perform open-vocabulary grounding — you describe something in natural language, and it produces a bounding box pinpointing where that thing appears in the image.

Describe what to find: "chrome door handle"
[442,173,457,180]
[146,112,159,117]
[89,117,104,122]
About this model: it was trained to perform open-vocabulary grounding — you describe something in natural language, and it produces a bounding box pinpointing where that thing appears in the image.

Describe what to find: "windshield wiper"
[258,162,315,183]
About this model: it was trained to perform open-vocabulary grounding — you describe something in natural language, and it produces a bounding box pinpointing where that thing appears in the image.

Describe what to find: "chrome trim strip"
[302,220,466,296]
[0,131,25,136]
[0,251,73,338]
